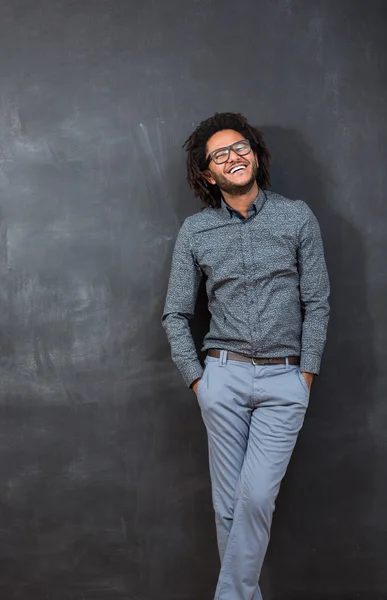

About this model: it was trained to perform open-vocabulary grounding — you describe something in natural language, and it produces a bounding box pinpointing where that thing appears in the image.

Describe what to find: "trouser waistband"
[207,349,300,366]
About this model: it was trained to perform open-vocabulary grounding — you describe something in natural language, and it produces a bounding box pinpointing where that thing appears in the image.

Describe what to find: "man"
[162,112,330,600]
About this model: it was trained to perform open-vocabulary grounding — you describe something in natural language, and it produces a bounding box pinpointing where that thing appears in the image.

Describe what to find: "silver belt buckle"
[251,357,258,366]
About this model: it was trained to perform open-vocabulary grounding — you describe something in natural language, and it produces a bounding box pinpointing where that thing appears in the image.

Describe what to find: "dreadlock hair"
[183,112,271,208]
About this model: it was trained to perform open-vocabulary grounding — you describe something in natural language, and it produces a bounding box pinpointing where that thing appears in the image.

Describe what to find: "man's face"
[203,129,258,196]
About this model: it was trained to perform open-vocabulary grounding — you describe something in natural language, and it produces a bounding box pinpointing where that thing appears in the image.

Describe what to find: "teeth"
[230,165,246,174]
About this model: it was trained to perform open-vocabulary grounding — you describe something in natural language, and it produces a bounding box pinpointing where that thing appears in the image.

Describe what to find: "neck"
[222,183,259,218]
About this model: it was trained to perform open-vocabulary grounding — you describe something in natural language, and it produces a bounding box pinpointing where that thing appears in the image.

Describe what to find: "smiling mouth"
[228,164,248,175]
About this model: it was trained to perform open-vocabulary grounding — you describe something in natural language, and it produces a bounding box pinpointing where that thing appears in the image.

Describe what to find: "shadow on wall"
[260,127,378,599]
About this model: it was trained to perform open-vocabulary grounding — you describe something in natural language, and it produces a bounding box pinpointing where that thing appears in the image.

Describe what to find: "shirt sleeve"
[297,203,330,375]
[162,220,204,387]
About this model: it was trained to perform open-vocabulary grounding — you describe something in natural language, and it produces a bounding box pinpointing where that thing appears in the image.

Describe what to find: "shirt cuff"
[180,361,204,388]
[300,352,321,375]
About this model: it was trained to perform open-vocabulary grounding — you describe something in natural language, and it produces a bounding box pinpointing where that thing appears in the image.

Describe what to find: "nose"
[227,148,242,162]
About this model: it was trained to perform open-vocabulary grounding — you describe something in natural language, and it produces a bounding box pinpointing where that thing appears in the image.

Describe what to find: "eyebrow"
[211,140,245,150]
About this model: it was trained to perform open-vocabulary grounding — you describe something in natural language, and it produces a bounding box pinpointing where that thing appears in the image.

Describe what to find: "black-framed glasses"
[206,139,251,166]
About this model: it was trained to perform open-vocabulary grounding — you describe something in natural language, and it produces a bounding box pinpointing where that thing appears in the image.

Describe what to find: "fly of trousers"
[196,350,310,600]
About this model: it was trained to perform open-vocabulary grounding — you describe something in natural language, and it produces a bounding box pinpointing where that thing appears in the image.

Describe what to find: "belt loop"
[219,350,227,367]
[285,357,289,369]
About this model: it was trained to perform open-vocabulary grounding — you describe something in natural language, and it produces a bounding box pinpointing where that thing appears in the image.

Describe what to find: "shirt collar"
[221,188,267,220]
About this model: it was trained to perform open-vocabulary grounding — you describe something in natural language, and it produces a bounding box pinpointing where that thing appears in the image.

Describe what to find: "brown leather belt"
[207,349,300,366]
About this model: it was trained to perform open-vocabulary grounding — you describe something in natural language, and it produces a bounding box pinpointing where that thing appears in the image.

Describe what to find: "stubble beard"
[212,159,259,197]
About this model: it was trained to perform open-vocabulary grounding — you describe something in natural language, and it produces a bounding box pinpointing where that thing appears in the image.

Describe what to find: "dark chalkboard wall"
[0,1,386,599]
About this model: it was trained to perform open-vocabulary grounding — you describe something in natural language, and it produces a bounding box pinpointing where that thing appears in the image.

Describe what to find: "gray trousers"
[196,351,310,600]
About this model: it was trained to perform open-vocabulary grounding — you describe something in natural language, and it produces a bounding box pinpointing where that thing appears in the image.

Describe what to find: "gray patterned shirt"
[162,189,330,387]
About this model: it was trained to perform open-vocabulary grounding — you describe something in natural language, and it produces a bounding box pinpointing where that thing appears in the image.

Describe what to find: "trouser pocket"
[296,367,310,395]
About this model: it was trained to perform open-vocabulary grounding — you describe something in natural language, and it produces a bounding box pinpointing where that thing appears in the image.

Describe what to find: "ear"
[201,169,216,185]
